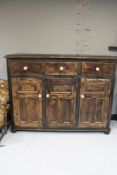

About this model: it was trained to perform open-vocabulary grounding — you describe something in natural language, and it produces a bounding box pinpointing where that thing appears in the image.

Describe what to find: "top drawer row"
[11,62,114,77]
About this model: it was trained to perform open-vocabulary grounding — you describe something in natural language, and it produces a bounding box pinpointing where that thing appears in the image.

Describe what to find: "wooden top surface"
[5,54,117,60]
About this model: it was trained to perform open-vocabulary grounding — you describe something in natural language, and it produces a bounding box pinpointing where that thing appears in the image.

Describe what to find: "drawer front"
[82,62,114,77]
[11,62,42,74]
[45,62,80,75]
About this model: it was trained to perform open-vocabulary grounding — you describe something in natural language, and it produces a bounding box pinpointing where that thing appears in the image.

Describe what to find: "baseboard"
[111,114,117,121]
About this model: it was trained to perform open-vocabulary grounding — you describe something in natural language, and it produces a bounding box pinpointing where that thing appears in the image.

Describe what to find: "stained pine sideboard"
[5,54,117,134]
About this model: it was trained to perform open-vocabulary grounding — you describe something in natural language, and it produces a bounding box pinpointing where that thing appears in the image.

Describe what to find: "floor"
[0,121,117,175]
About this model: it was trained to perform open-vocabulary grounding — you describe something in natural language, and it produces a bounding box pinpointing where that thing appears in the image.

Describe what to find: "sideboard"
[5,54,117,134]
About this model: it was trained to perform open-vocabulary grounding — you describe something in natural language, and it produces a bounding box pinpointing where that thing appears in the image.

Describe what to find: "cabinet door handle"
[59,66,64,71]
[23,66,28,70]
[46,94,50,98]
[38,94,42,98]
[96,67,100,71]
[81,95,85,99]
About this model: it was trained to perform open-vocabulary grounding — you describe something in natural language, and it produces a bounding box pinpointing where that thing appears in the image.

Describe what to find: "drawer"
[11,62,42,74]
[45,62,80,75]
[82,62,114,77]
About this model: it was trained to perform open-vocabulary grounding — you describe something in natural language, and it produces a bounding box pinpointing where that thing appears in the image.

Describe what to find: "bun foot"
[104,129,111,135]
[11,126,16,133]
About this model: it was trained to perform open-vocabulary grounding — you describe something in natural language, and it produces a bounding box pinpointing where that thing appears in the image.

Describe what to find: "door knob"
[23,66,28,70]
[38,94,42,98]
[96,67,100,71]
[59,66,64,71]
[81,95,85,99]
[46,94,50,98]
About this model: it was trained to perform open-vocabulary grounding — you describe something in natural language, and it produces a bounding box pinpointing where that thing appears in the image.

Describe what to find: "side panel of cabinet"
[79,78,112,128]
[12,77,42,128]
[46,78,77,128]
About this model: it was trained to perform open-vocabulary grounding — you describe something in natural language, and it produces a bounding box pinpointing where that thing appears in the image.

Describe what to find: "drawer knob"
[38,94,42,98]
[96,67,100,71]
[81,95,85,99]
[59,66,64,71]
[23,66,28,71]
[46,94,50,98]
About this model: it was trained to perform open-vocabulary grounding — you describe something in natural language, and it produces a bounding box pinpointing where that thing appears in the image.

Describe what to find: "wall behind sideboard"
[0,0,117,113]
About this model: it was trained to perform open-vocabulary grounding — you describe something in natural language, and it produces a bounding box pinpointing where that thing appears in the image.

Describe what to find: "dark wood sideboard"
[5,54,117,134]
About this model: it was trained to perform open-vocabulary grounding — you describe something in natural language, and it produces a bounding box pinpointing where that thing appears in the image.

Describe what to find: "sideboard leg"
[11,125,16,133]
[104,129,111,135]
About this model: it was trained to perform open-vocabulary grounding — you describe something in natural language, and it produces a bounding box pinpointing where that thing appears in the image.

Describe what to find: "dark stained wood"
[45,62,80,75]
[6,54,117,133]
[79,78,111,128]
[12,78,42,128]
[46,78,76,128]
[82,62,114,77]
[11,62,42,74]
[108,46,117,52]
[5,54,117,61]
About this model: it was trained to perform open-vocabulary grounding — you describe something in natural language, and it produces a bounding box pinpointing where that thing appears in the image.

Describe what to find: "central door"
[46,78,77,128]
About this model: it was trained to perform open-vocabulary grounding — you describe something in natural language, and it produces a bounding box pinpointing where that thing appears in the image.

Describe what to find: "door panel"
[79,78,111,128]
[12,78,42,128]
[46,78,77,128]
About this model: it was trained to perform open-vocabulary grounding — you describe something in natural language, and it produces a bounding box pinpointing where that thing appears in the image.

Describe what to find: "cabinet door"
[12,78,42,128]
[46,78,77,128]
[79,78,112,128]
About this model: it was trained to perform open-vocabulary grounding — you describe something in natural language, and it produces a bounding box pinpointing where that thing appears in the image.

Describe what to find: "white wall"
[0,0,117,113]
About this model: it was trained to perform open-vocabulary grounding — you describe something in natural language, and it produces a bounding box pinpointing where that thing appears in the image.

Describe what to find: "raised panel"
[46,78,77,128]
[79,78,111,128]
[12,78,42,128]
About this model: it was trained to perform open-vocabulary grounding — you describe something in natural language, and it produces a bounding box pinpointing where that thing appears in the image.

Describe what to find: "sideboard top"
[5,54,117,61]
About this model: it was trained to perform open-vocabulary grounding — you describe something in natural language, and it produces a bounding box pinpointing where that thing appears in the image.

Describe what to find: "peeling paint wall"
[0,0,117,113]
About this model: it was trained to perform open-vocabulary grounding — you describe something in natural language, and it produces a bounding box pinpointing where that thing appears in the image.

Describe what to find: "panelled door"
[46,78,77,128]
[79,78,112,128]
[12,77,42,128]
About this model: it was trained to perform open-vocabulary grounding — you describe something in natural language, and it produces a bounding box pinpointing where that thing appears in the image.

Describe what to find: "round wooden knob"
[96,67,100,71]
[46,94,50,98]
[38,94,41,98]
[59,66,64,71]
[23,66,28,71]
[81,95,85,99]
